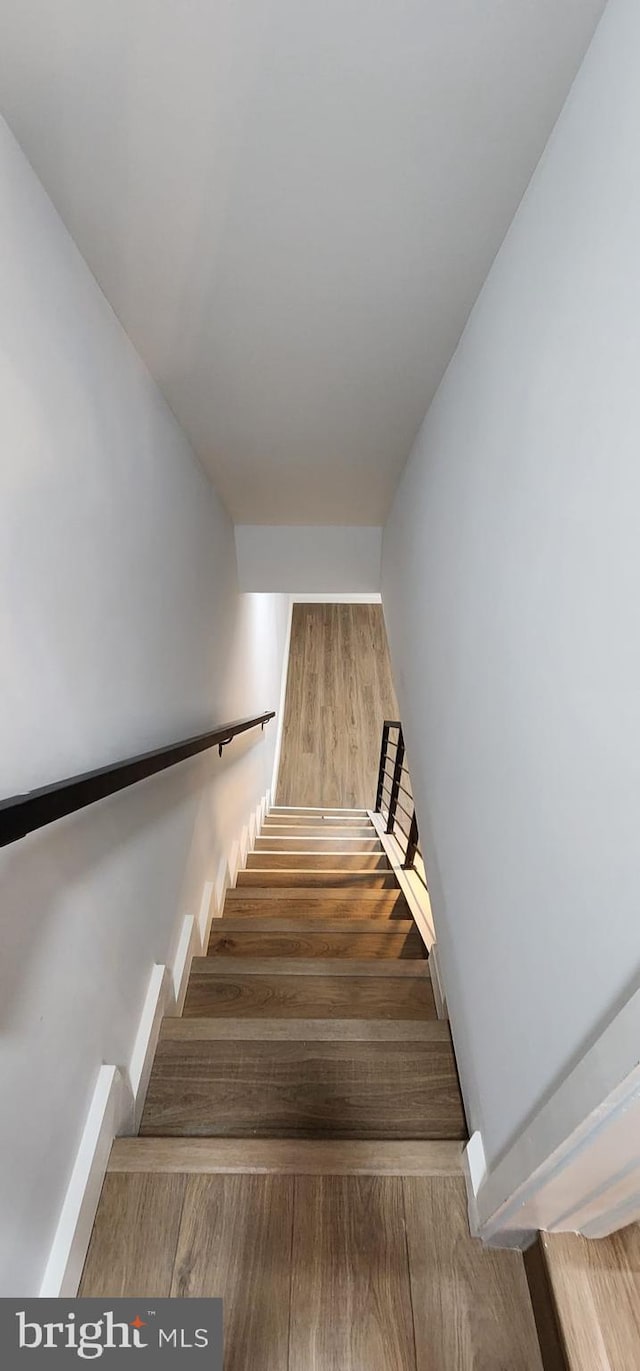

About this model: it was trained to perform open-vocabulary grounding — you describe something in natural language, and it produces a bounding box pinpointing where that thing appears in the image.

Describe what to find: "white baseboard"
[271,598,294,801]
[428,944,448,1021]
[198,879,214,943]
[170,914,196,1014]
[39,1066,124,1297]
[41,785,272,1296]
[473,981,640,1246]
[127,962,167,1134]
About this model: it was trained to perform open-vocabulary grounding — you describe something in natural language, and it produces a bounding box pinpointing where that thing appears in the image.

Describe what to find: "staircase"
[80,807,543,1368]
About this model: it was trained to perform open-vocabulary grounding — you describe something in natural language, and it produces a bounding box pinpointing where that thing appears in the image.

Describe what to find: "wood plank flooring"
[538,1226,640,1370]
[81,806,543,1368]
[81,1173,542,1370]
[276,603,399,807]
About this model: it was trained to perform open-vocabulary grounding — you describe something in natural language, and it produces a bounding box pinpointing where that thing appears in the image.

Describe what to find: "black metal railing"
[0,711,275,848]
[374,720,426,883]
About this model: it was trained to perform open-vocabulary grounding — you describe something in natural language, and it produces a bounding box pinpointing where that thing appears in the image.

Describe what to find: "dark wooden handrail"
[0,711,275,848]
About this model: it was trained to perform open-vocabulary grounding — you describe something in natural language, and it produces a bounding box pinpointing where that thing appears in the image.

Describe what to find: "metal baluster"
[375,721,391,812]
[386,727,405,835]
[404,809,419,869]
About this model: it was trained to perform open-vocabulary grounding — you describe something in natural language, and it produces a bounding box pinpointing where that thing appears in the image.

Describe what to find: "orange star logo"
[130,1316,147,1330]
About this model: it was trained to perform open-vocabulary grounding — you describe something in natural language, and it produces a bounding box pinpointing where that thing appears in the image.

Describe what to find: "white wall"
[0,116,289,1295]
[382,0,640,1168]
[235,525,382,592]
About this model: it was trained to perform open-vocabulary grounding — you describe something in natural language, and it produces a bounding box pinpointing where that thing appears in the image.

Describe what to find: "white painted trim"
[428,944,448,1021]
[463,1131,488,1239]
[126,963,167,1133]
[40,1065,124,1297]
[198,879,214,944]
[42,783,273,1295]
[212,855,230,922]
[271,597,294,800]
[471,982,640,1245]
[170,915,196,1014]
[368,810,436,951]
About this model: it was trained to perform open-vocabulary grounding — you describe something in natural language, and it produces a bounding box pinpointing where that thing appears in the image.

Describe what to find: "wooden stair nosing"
[108,1137,465,1176]
[160,1018,449,1042]
[190,956,430,978]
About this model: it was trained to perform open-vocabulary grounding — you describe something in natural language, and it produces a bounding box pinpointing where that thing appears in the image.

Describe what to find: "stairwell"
[80,806,543,1369]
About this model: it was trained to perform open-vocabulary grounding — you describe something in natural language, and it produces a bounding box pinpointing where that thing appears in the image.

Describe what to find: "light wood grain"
[255,835,382,851]
[223,887,409,916]
[215,916,417,934]
[236,868,397,887]
[523,1238,568,1371]
[171,1175,293,1371]
[208,929,425,959]
[191,955,429,977]
[79,1172,186,1296]
[540,1225,640,1371]
[161,1017,450,1041]
[108,1138,465,1175]
[246,850,389,869]
[266,808,372,816]
[404,1175,543,1370]
[261,824,376,838]
[183,971,436,1019]
[277,604,399,807]
[81,1170,548,1369]
[290,1175,417,1369]
[270,806,370,816]
[141,1039,466,1139]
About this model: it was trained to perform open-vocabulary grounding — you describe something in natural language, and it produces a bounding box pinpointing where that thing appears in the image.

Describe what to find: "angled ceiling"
[0,0,605,523]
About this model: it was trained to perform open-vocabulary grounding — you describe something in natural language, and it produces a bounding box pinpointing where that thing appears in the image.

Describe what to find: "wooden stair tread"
[261,826,376,838]
[208,930,424,959]
[215,917,417,934]
[191,956,429,977]
[269,807,369,815]
[80,1173,541,1370]
[255,836,382,850]
[236,870,397,887]
[183,972,436,1019]
[261,811,372,822]
[109,1138,464,1174]
[140,1039,466,1140]
[224,886,408,909]
[246,851,389,869]
[161,1018,450,1041]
